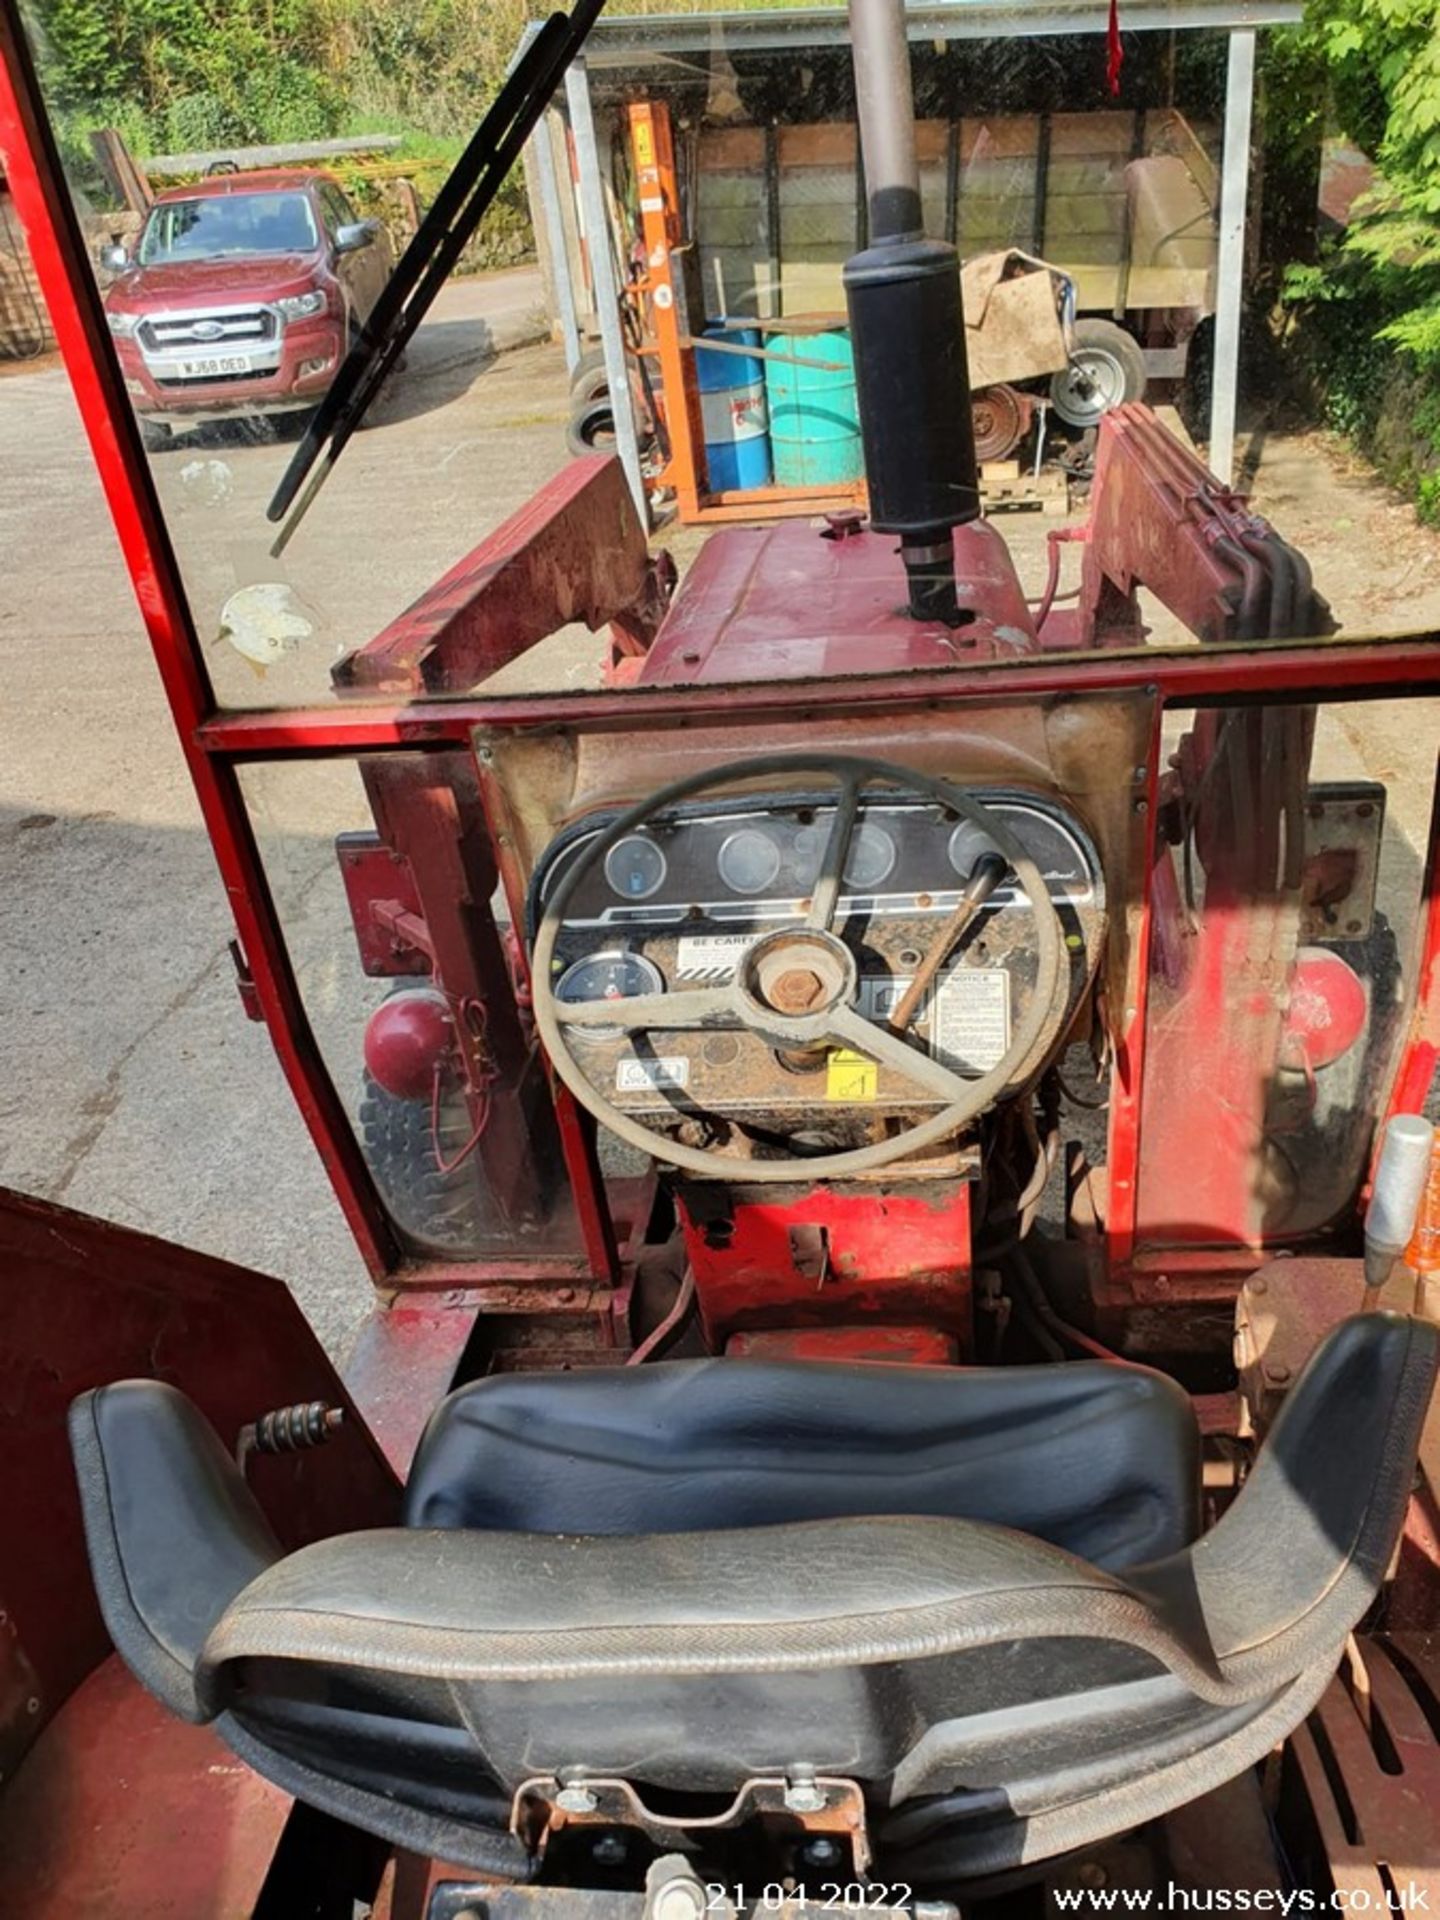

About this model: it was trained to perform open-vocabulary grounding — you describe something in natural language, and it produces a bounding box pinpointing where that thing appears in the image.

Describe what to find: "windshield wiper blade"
[266,0,606,555]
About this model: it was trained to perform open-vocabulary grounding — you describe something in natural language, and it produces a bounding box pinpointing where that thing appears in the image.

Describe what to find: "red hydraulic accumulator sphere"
[363,989,455,1100]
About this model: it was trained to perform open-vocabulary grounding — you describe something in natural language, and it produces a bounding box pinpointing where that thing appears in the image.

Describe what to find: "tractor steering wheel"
[530,754,1066,1181]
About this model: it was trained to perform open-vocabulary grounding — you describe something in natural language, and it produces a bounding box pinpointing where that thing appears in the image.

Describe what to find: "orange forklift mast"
[625,97,871,524]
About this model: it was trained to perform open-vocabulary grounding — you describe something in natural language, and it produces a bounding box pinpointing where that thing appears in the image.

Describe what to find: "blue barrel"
[763,327,864,488]
[694,324,772,493]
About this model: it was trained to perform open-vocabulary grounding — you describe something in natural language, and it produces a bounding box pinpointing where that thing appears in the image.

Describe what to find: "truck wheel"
[358,1069,487,1256]
[1050,319,1147,429]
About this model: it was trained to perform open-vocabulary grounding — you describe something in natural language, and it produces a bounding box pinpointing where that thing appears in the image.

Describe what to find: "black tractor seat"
[69,1315,1436,1888]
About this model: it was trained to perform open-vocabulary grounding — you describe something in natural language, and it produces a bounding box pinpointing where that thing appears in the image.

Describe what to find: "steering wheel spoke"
[556,988,735,1034]
[806,774,862,930]
[827,1002,978,1106]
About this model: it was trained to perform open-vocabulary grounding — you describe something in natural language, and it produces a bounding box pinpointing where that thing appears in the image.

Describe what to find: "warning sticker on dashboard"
[826,1049,878,1102]
[674,931,762,980]
[616,1055,690,1093]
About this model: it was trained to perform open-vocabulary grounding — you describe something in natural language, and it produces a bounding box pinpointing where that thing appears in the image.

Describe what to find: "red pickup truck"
[102,169,394,449]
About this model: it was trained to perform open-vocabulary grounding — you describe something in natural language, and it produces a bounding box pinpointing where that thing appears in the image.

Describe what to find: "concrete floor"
[2,292,1439,1358]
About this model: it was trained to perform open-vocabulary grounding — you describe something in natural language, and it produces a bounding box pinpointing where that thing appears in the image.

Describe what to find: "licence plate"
[171,353,256,379]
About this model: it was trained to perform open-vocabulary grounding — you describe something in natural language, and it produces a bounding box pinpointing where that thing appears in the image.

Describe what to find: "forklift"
[1,0,1437,1914]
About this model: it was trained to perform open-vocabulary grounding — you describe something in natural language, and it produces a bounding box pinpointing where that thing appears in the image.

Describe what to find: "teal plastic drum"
[763,328,863,488]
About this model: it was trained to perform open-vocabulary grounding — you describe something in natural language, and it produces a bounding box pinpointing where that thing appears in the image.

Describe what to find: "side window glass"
[323,184,358,232]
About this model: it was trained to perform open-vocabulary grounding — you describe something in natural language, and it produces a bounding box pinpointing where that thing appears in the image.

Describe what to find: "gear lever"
[889,850,1010,1034]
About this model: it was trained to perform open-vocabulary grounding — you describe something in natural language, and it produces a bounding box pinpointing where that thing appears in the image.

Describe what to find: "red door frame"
[5,0,1439,1296]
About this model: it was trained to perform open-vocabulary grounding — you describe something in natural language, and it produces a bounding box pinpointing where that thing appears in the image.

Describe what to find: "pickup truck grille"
[152,368,270,390]
[137,306,278,355]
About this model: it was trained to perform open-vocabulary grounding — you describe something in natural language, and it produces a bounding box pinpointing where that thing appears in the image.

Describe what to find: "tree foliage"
[1291,0,1440,361]
[32,0,346,151]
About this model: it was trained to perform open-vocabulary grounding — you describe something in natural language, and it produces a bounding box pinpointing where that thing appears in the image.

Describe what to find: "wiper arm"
[266,0,607,556]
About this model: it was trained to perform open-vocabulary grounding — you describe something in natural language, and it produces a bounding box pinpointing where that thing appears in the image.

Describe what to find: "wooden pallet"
[979,463,1069,516]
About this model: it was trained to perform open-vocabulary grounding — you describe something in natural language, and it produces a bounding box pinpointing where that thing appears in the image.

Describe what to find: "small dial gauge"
[843,821,897,891]
[790,824,823,888]
[718,827,782,895]
[604,834,667,901]
[554,951,664,1040]
[948,819,1004,881]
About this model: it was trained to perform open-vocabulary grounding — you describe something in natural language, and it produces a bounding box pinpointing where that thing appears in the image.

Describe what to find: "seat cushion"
[403,1355,1202,1569]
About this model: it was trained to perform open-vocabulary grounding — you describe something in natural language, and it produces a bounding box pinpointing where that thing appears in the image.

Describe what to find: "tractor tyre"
[358,1068,487,1256]
[1050,319,1147,429]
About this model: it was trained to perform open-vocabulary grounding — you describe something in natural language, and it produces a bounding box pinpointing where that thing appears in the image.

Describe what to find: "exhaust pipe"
[850,0,924,242]
[844,0,980,624]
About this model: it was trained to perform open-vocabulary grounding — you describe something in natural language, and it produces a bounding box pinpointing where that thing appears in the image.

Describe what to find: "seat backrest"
[403,1352,1202,1570]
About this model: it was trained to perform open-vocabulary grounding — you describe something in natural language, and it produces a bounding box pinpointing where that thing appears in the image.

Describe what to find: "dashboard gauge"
[790,824,823,887]
[718,827,782,895]
[948,819,1003,881]
[604,835,667,902]
[554,951,664,1040]
[843,821,897,891]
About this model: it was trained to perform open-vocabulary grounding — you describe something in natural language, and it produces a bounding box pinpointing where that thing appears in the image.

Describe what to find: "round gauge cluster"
[947,819,1003,880]
[716,817,898,898]
[584,803,1087,910]
[843,821,896,890]
[604,835,667,901]
[554,950,663,1040]
[718,828,782,895]
[599,817,905,904]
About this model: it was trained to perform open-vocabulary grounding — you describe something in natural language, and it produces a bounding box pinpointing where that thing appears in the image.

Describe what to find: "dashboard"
[529,788,1106,1141]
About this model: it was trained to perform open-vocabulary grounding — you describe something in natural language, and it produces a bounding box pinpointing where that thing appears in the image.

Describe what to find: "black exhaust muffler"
[844,0,980,624]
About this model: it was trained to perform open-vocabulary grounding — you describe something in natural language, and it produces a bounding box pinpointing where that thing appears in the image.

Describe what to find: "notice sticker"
[616,1056,690,1093]
[932,969,1010,1073]
[858,969,1011,1075]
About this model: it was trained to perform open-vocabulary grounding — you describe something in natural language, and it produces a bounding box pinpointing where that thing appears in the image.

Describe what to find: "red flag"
[1107,0,1124,94]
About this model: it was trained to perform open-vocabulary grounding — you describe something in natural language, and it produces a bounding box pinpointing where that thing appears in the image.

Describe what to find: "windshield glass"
[13,1,1440,713]
[138,192,319,263]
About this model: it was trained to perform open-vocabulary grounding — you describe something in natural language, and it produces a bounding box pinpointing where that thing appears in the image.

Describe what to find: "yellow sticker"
[827,1048,878,1101]
[634,121,656,166]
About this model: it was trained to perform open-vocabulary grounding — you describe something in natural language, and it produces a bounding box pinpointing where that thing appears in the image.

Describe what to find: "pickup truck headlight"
[105,310,139,337]
[275,290,328,322]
